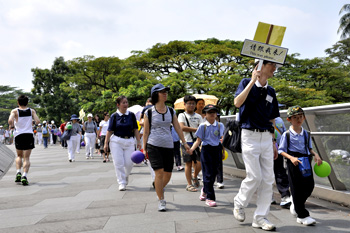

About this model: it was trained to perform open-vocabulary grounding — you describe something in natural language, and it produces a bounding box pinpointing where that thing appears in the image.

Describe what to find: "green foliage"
[31,57,78,123]
[27,38,350,120]
[63,56,155,115]
[338,4,350,39]
[0,86,33,128]
[274,55,350,107]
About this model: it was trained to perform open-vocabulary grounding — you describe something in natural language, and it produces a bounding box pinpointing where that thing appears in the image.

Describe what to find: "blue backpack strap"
[303,129,311,155]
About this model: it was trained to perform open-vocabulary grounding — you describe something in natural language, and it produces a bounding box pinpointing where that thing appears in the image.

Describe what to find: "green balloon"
[67,124,72,130]
[314,161,331,177]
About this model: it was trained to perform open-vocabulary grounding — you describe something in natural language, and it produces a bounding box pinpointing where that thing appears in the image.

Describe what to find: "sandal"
[192,178,200,188]
[186,184,198,192]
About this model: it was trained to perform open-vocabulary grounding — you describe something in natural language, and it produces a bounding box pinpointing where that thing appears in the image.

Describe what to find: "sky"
[0,0,348,92]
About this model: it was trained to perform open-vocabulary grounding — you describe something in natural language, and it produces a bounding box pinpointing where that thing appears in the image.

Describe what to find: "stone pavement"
[0,144,349,233]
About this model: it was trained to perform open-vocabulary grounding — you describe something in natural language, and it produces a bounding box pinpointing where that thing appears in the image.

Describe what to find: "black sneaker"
[21,176,29,186]
[15,172,21,182]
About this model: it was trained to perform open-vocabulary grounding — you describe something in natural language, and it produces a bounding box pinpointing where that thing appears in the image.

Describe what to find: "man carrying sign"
[233,60,280,231]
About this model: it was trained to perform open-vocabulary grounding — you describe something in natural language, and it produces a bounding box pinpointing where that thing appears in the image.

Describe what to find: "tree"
[129,39,251,113]
[273,55,349,106]
[63,56,155,114]
[0,86,32,128]
[338,4,350,39]
[325,38,350,65]
[32,57,77,123]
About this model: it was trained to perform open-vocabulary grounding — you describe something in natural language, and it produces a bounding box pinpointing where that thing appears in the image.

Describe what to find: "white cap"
[38,123,41,126]
[87,113,93,118]
[51,120,54,124]
[0,125,3,127]
[43,121,46,124]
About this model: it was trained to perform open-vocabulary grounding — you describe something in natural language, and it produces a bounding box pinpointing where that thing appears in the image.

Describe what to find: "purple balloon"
[131,151,144,164]
[81,141,85,147]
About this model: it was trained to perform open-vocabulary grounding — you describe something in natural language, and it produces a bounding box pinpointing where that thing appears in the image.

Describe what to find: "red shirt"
[60,122,66,132]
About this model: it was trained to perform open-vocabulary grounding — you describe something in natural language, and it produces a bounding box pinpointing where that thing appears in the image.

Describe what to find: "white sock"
[23,172,27,177]
[17,169,21,173]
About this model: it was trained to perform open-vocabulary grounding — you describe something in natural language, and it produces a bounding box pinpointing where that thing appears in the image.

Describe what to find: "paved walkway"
[0,144,349,233]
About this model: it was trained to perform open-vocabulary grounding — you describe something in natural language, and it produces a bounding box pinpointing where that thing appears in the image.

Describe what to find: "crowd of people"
[5,60,324,231]
[0,125,15,145]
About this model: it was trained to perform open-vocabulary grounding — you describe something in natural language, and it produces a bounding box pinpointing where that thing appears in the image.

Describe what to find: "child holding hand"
[189,105,224,207]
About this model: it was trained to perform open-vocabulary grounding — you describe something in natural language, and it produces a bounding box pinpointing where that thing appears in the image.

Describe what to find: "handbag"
[61,130,72,141]
[222,108,242,153]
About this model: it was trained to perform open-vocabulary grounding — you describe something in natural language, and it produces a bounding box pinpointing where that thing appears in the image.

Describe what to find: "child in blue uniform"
[278,105,322,226]
[189,104,224,207]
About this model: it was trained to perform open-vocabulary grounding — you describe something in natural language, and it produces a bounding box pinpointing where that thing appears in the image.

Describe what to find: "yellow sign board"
[241,39,288,64]
[79,109,85,120]
[254,22,286,46]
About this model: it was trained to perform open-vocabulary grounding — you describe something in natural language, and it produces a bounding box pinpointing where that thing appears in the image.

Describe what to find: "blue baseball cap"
[151,83,170,96]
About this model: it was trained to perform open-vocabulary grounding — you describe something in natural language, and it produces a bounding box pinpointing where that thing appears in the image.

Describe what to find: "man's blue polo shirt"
[235,78,280,130]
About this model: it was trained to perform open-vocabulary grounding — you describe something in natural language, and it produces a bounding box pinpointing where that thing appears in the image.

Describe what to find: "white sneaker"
[290,201,297,217]
[158,199,166,211]
[297,216,316,226]
[217,182,224,189]
[280,195,291,207]
[119,184,126,191]
[252,218,276,231]
[233,207,245,222]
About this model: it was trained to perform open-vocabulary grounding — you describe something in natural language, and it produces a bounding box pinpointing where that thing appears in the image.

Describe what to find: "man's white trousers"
[234,129,275,221]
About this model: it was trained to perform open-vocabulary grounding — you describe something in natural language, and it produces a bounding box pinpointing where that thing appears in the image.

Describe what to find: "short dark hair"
[196,98,205,104]
[184,95,196,103]
[17,95,29,106]
[103,112,109,117]
[116,95,127,105]
[254,60,272,67]
[151,92,159,105]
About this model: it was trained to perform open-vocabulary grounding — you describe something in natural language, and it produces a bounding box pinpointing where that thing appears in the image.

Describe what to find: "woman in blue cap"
[66,114,82,162]
[143,83,190,211]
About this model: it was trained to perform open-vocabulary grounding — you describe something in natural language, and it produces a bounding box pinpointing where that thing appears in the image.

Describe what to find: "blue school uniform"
[278,127,314,218]
[195,120,224,201]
